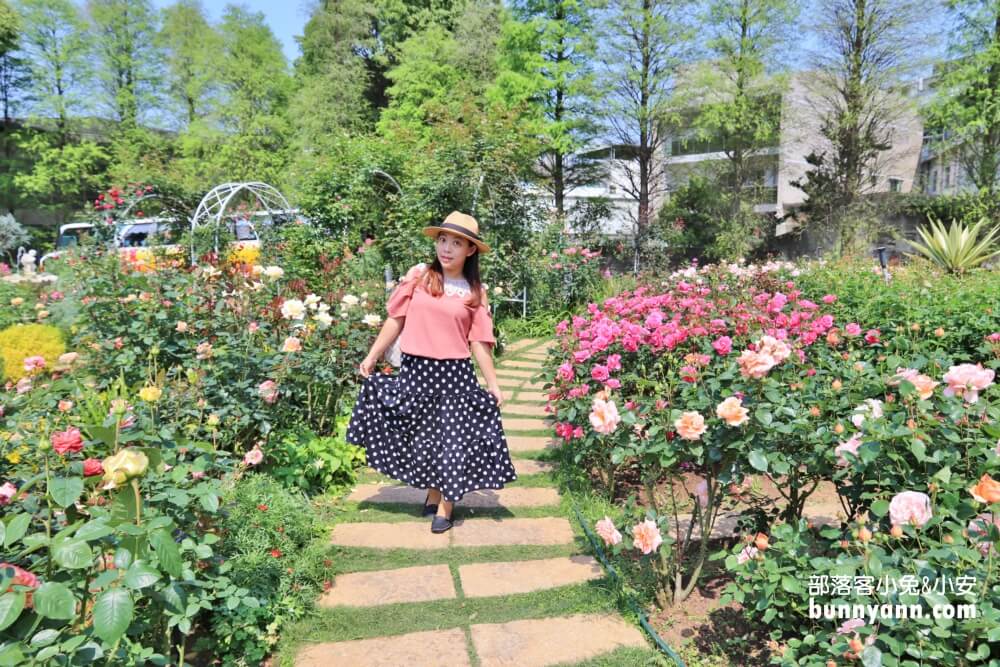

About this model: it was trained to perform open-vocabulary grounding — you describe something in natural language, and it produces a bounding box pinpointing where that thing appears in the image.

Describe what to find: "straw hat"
[422,211,491,255]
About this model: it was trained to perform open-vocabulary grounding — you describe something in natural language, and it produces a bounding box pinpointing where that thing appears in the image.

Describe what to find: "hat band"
[439,221,482,241]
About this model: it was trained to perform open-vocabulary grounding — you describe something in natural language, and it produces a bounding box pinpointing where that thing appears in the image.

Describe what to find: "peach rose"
[969,474,1000,504]
[281,336,302,353]
[632,519,662,555]
[674,411,707,441]
[888,491,933,527]
[737,349,776,379]
[757,335,791,363]
[589,397,620,435]
[834,435,862,466]
[942,363,995,403]
[967,513,1000,555]
[716,396,749,427]
[595,516,622,547]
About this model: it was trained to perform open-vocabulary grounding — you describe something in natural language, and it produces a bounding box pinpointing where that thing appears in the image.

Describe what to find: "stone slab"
[470,614,646,667]
[502,417,552,432]
[500,360,544,370]
[459,556,603,598]
[330,521,448,550]
[519,380,549,391]
[318,564,456,608]
[501,403,549,417]
[451,517,575,547]
[515,390,550,402]
[348,484,560,508]
[491,368,537,378]
[296,628,470,667]
[506,435,555,452]
[503,339,539,353]
[512,459,555,475]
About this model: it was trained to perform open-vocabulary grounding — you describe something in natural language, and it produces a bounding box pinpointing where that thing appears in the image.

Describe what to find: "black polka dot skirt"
[346,353,518,502]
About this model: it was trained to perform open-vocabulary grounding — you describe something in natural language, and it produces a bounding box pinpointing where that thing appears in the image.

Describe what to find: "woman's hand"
[487,383,504,407]
[359,354,378,378]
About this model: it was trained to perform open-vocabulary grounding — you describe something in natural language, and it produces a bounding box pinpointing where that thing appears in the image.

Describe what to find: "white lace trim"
[443,278,471,298]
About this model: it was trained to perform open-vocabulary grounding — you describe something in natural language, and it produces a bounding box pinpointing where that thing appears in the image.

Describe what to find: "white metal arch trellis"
[189,182,293,261]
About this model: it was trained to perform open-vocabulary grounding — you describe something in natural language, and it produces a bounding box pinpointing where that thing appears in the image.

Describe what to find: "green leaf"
[75,520,114,542]
[870,499,890,517]
[781,576,804,594]
[748,450,768,472]
[4,513,30,548]
[755,409,773,427]
[33,582,77,620]
[48,477,85,508]
[198,491,219,513]
[93,588,133,644]
[910,439,926,461]
[0,593,25,631]
[35,646,60,662]
[932,467,952,484]
[30,629,60,647]
[861,645,883,667]
[150,529,183,578]
[124,562,161,590]
[0,644,24,666]
[52,539,93,570]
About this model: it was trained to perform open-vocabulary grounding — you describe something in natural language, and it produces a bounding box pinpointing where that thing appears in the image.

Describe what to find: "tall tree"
[292,0,375,150]
[156,0,220,127]
[803,0,926,211]
[510,0,602,218]
[1,0,31,124]
[15,0,90,142]
[926,0,1000,193]
[691,0,798,226]
[201,4,292,184]
[598,0,693,253]
[86,0,161,127]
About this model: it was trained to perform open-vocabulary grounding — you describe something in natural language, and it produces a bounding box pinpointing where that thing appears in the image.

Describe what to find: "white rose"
[281,299,306,320]
[304,293,322,309]
[314,311,333,328]
[363,314,382,327]
[251,264,264,276]
[201,266,221,279]
[263,266,284,280]
[341,294,360,307]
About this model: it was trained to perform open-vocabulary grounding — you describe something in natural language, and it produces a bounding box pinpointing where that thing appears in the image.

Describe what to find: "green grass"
[321,542,589,575]
[554,645,672,667]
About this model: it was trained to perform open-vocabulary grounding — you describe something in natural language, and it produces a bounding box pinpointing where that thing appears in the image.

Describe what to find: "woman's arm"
[470,341,503,406]
[360,316,404,377]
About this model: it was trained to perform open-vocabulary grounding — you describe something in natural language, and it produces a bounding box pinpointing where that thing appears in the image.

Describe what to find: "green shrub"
[265,419,367,494]
[207,473,323,666]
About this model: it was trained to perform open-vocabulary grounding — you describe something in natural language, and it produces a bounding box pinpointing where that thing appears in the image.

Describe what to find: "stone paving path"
[295,339,650,666]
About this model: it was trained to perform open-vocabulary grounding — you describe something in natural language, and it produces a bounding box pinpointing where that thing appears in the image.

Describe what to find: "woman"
[346,211,517,534]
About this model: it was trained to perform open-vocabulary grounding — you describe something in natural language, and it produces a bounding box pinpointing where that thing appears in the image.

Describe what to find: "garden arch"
[189,182,293,262]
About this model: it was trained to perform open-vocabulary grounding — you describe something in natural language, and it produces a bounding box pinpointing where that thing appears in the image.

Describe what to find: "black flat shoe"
[431,515,453,533]
[422,491,438,517]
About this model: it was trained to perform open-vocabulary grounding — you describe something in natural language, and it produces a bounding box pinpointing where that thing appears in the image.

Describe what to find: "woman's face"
[435,231,476,270]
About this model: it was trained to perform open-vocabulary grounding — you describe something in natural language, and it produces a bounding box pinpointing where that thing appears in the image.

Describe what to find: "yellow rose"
[102,449,149,489]
[138,386,163,402]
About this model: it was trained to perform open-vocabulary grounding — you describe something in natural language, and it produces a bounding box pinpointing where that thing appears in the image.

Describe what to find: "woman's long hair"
[419,239,485,309]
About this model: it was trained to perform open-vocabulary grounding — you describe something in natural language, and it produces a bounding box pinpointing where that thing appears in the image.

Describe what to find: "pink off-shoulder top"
[387,265,496,360]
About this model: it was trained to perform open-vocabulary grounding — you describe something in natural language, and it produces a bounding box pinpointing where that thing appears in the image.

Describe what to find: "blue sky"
[150,0,310,64]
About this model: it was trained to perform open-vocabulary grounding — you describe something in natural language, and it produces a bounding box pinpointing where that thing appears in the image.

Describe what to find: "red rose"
[257,504,268,512]
[51,428,84,455]
[270,549,282,558]
[82,458,103,477]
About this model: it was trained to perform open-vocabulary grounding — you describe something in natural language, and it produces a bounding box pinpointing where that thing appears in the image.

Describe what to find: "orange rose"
[715,396,749,427]
[754,532,769,551]
[969,474,1000,504]
[674,411,707,441]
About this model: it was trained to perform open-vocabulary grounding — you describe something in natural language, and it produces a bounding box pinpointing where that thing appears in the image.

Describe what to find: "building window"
[608,184,617,194]
[930,170,938,193]
[944,165,951,189]
[889,178,902,193]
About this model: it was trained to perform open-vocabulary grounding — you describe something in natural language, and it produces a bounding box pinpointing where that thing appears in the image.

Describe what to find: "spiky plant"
[907,216,1000,274]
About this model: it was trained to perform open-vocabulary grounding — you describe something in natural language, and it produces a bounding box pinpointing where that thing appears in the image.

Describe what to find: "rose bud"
[890,525,903,538]
[754,533,770,551]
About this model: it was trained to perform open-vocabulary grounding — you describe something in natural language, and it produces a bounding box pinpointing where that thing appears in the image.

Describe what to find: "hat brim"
[422,226,491,254]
